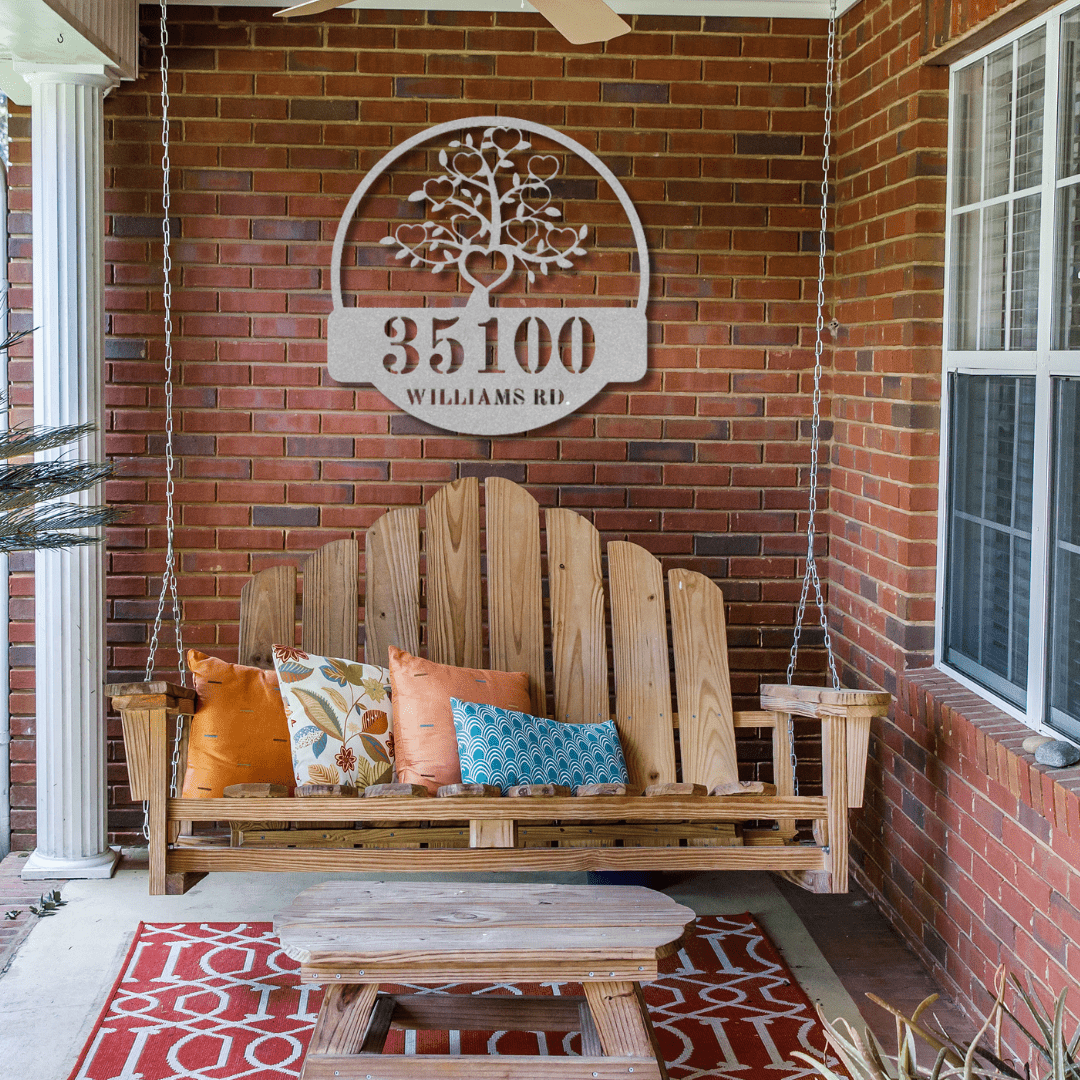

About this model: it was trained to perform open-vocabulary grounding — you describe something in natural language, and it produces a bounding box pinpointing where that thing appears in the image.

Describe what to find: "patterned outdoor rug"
[68,913,844,1080]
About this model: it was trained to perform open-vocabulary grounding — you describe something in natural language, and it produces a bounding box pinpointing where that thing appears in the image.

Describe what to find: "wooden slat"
[546,508,607,723]
[667,569,740,790]
[486,477,546,714]
[307,983,379,1057]
[584,980,668,1080]
[607,541,676,789]
[759,684,891,719]
[239,564,296,668]
[302,538,359,660]
[170,843,828,876]
[359,995,396,1055]
[824,713,849,893]
[771,715,798,842]
[364,507,420,666]
[385,992,585,1031]
[119,709,151,802]
[302,1056,661,1080]
[149,705,169,896]
[470,819,516,847]
[172,793,828,823]
[426,477,482,668]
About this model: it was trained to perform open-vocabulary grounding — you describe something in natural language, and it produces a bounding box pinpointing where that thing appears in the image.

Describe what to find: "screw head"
[335,974,341,979]
[588,971,594,976]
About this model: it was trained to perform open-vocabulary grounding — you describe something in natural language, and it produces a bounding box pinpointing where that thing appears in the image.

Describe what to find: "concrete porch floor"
[0,851,973,1079]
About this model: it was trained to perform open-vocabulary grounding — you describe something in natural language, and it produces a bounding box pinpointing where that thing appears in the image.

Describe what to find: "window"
[943,5,1080,737]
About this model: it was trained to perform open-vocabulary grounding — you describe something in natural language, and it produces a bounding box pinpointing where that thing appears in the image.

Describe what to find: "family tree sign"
[327,117,649,436]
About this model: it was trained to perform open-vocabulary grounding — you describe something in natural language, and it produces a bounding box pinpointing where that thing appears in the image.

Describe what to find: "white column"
[18,65,118,880]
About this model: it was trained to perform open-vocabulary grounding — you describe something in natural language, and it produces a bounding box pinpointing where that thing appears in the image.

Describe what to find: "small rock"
[1023,735,1053,754]
[1035,740,1080,768]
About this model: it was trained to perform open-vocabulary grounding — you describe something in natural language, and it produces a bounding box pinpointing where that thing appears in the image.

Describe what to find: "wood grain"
[469,818,516,847]
[426,477,482,668]
[546,507,608,723]
[302,538,359,660]
[224,783,288,798]
[437,784,502,799]
[302,1057,661,1080]
[667,569,739,790]
[607,541,676,789]
[172,793,826,823]
[583,981,662,1065]
[120,708,151,802]
[239,564,296,668]
[364,507,420,666]
[364,783,428,799]
[149,705,169,896]
[486,477,546,714]
[172,843,828,877]
[823,713,849,893]
[710,781,776,797]
[307,983,379,1056]
[643,783,707,797]
[506,784,571,798]
[385,992,585,1031]
[359,994,396,1055]
[759,684,891,718]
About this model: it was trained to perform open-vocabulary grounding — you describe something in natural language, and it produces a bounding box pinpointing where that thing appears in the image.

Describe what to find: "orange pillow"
[388,645,532,794]
[181,651,295,798]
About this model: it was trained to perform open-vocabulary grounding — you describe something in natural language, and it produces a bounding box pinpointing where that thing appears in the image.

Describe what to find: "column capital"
[12,62,118,89]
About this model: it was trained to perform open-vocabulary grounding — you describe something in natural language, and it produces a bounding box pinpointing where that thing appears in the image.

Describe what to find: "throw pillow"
[181,651,295,798]
[271,645,394,789]
[451,699,629,790]
[388,645,532,794]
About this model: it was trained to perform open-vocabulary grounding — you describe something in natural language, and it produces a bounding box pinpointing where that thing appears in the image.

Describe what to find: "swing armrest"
[107,681,196,712]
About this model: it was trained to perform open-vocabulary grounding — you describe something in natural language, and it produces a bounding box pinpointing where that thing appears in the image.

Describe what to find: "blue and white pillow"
[451,698,628,790]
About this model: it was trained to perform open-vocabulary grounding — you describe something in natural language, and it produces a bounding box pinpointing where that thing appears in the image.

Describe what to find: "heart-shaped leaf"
[528,154,561,183]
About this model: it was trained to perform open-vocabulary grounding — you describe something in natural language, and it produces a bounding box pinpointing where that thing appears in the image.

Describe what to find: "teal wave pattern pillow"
[451,698,628,790]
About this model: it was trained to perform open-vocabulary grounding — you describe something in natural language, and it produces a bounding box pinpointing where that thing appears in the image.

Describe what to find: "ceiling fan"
[273,0,631,45]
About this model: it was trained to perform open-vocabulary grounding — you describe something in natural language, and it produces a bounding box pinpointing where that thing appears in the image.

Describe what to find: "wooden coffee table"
[275,881,695,1080]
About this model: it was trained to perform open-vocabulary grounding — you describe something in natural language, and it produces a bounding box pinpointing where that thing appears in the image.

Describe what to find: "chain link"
[170,713,187,798]
[145,0,186,688]
[787,0,841,696]
[784,0,841,796]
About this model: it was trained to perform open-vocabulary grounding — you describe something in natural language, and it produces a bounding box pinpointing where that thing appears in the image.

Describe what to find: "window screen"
[1048,379,1080,737]
[944,374,1036,707]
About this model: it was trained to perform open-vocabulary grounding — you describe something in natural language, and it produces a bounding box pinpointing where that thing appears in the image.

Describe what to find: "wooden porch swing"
[109,473,890,895]
[106,0,891,895]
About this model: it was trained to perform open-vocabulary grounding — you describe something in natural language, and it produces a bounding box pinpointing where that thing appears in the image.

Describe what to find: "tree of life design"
[379,124,589,309]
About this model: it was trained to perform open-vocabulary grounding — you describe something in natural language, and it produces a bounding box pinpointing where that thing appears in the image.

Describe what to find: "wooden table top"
[274,881,696,983]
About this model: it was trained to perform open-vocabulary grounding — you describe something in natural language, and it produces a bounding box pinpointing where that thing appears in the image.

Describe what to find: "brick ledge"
[897,666,1080,838]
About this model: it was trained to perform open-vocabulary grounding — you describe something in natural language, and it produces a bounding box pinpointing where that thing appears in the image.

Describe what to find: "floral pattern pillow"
[271,645,394,789]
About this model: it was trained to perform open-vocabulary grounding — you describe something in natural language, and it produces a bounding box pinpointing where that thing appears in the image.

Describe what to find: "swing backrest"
[236,475,742,792]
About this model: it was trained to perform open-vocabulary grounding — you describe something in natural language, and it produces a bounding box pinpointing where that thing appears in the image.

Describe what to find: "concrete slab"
[0,858,866,1080]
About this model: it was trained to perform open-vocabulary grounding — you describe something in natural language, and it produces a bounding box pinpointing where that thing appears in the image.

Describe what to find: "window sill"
[897,666,1080,833]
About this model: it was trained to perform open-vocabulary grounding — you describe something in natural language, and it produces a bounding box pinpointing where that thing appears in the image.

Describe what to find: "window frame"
[937,2,1080,736]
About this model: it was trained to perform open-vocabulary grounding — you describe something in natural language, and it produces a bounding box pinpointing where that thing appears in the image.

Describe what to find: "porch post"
[17,64,119,880]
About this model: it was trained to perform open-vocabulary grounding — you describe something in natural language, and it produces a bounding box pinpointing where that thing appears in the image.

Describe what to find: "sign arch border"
[329,115,650,313]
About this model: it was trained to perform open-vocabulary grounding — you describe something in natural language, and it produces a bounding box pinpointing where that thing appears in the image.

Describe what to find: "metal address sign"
[327,116,649,436]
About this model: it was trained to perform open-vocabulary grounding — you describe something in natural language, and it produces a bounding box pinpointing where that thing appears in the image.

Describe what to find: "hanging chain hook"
[145,0,186,690]
[787,0,841,695]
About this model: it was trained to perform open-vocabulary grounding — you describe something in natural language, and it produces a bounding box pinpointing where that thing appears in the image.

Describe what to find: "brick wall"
[4,6,836,848]
[832,0,1080,1049]
[857,667,1080,1046]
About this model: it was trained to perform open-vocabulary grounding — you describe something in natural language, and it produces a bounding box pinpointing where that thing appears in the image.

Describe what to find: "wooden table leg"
[303,983,379,1079]
[583,981,669,1080]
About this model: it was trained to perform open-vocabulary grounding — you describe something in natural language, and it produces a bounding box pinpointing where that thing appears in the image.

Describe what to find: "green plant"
[792,966,1079,1080]
[0,307,121,551]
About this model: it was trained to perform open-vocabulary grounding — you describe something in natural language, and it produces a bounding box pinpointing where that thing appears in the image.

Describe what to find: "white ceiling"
[180,0,862,21]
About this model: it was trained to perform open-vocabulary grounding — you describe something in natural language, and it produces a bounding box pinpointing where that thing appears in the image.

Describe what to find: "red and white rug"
[69,913,843,1080]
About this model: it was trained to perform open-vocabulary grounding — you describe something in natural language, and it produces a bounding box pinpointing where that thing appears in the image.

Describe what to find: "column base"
[21,846,119,881]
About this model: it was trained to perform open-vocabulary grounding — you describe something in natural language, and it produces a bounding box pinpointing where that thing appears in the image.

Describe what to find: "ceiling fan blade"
[274,0,351,17]
[529,0,631,44]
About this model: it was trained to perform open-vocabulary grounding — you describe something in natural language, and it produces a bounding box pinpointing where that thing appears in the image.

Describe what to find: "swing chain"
[145,0,186,689]
[170,713,186,798]
[787,0,841,698]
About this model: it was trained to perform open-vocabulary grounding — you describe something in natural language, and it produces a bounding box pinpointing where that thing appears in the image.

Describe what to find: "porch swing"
[107,0,891,896]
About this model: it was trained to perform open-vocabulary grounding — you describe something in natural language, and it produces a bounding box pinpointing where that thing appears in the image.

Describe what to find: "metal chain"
[787,0,841,695]
[143,0,185,842]
[145,0,186,690]
[784,0,841,798]
[170,713,186,798]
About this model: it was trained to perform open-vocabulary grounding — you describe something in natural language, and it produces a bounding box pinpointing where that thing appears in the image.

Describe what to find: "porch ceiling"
[179,0,862,22]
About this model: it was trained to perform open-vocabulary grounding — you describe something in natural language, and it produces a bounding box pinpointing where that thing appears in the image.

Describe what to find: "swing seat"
[108,476,890,895]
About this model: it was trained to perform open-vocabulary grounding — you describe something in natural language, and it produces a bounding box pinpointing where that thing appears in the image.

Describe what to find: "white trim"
[174,0,864,18]
[939,0,1080,738]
